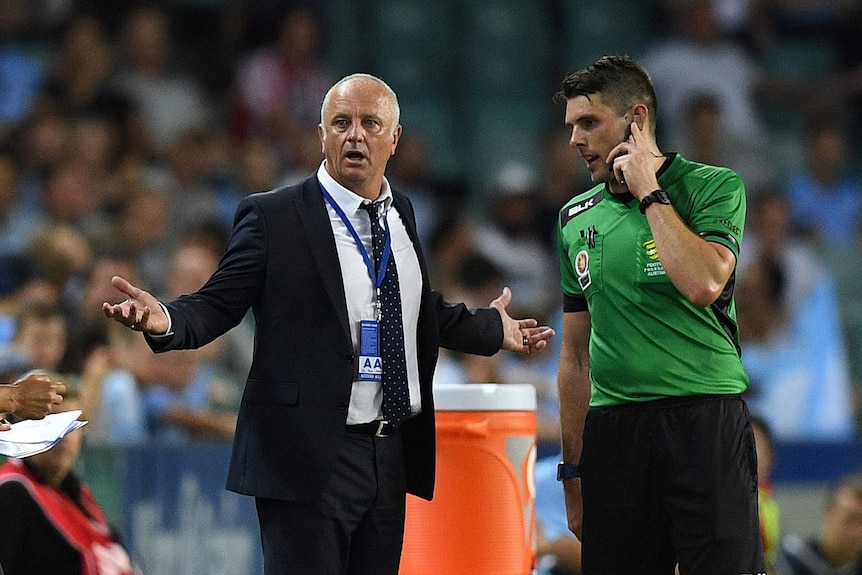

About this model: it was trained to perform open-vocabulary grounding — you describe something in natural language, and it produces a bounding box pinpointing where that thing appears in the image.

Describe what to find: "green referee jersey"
[558,153,749,406]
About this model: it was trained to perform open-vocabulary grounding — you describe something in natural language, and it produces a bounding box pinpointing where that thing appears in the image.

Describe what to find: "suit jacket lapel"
[296,176,352,343]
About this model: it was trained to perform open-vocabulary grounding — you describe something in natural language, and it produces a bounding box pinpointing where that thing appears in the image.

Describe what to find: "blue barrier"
[81,443,263,575]
[70,437,862,575]
[772,440,862,484]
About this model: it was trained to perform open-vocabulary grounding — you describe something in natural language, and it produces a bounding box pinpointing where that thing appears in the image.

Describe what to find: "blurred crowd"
[0,1,861,574]
[0,0,860,452]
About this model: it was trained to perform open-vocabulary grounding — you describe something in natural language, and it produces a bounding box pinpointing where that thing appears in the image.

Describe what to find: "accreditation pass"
[358,319,383,381]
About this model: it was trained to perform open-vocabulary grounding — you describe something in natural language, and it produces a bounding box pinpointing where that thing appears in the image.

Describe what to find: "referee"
[554,55,765,574]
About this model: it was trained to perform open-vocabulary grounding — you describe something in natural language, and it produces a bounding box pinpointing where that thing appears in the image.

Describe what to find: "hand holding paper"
[0,370,67,422]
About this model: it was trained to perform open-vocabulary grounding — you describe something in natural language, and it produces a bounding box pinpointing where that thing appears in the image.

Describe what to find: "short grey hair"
[319,73,400,134]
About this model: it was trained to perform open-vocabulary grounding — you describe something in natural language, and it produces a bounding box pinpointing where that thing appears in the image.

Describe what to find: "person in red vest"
[0,383,137,575]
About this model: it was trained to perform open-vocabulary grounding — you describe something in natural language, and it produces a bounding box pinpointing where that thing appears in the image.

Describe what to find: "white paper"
[0,410,88,458]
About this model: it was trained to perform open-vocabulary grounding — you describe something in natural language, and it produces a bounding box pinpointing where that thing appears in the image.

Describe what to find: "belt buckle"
[375,420,390,437]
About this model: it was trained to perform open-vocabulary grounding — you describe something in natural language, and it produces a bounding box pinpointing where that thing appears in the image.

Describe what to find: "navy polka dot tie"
[361,201,411,428]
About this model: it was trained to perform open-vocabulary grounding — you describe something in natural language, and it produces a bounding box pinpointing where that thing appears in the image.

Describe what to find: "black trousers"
[580,394,766,575]
[255,431,407,575]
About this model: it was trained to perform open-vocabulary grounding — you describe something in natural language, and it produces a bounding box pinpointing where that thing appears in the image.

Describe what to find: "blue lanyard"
[320,183,392,289]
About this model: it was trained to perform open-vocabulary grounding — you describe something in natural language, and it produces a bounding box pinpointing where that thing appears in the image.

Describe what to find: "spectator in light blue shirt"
[784,119,862,248]
[737,191,855,440]
[0,46,43,132]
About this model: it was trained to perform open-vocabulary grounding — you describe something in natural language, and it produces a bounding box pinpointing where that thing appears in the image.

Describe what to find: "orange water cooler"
[400,383,537,575]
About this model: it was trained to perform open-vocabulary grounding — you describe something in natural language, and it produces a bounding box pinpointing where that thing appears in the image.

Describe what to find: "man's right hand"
[7,372,66,420]
[564,478,585,541]
[102,275,169,334]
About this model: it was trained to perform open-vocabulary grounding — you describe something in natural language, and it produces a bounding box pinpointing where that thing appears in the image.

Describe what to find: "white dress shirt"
[317,163,424,425]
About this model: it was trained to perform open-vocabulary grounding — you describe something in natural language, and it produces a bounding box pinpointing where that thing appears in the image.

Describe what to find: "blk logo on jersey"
[561,189,603,228]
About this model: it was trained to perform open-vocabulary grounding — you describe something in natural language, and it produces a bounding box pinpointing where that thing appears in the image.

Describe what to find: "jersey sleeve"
[685,170,746,259]
[563,293,588,313]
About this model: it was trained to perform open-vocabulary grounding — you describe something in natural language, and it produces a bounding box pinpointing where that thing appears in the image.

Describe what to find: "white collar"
[317,161,393,216]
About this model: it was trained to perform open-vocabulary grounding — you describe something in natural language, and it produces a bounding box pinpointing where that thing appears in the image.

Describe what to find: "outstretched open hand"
[102,276,169,335]
[490,287,555,355]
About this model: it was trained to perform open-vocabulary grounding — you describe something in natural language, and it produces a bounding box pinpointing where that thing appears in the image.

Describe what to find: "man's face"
[16,318,67,371]
[823,488,862,559]
[319,78,401,199]
[27,399,83,487]
[564,93,630,185]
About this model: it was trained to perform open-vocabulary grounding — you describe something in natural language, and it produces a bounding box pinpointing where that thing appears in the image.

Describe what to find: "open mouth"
[345,151,366,163]
[582,155,600,169]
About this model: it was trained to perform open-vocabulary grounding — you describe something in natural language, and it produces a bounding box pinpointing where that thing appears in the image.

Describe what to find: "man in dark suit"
[103,73,554,575]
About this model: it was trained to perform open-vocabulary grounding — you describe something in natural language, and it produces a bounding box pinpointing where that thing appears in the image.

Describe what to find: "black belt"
[345,420,397,437]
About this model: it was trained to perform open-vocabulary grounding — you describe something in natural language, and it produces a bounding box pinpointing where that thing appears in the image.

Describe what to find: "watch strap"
[639,189,671,214]
[557,462,580,481]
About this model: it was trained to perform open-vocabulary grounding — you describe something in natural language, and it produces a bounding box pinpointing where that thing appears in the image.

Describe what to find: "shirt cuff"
[148,302,174,338]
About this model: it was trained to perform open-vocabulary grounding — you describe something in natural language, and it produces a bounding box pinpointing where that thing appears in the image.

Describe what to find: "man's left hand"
[607,122,662,199]
[491,287,555,355]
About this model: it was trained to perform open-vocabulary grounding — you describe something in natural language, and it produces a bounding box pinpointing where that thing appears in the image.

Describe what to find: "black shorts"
[580,394,766,575]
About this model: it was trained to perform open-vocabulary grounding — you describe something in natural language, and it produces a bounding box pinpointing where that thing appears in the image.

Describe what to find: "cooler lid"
[433,383,537,411]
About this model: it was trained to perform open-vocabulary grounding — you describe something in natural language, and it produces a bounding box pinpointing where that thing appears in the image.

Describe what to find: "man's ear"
[632,103,649,131]
[390,124,402,156]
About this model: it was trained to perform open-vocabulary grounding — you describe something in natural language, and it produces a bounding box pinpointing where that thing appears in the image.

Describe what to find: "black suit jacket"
[147,175,503,501]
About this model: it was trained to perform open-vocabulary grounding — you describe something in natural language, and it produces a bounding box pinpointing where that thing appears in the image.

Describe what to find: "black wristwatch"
[639,189,671,214]
[556,462,580,481]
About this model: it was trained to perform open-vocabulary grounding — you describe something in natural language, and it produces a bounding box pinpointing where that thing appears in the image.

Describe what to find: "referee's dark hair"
[555,54,659,126]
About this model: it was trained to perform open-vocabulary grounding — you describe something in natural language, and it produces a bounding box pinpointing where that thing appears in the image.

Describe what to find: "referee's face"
[564,93,630,186]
